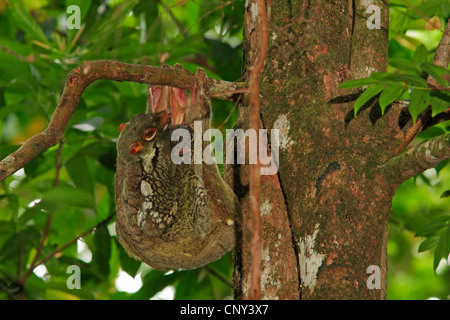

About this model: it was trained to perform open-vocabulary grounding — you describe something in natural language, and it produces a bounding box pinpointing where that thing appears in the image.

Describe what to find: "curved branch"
[381,133,450,186]
[0,60,246,181]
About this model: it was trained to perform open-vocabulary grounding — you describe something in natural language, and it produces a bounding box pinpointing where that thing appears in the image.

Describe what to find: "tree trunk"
[232,0,403,300]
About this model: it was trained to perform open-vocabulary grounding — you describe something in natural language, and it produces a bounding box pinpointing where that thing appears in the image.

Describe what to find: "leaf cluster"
[339,45,449,122]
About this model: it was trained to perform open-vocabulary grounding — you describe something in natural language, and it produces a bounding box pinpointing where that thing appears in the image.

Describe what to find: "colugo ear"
[170,87,187,125]
[146,64,188,125]
[147,86,169,114]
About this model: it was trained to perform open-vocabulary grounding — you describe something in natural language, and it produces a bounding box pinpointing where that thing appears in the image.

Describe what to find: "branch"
[381,133,450,186]
[0,60,245,181]
[426,18,450,89]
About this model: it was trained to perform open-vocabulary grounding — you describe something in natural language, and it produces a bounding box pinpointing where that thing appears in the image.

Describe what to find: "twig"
[381,133,450,186]
[20,214,114,283]
[184,0,235,35]
[0,45,29,62]
[204,265,233,288]
[210,88,249,99]
[19,215,52,286]
[159,0,188,37]
[217,95,241,130]
[18,141,64,286]
[247,0,269,301]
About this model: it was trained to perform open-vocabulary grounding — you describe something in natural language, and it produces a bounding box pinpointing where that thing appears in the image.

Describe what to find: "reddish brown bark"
[232,1,450,300]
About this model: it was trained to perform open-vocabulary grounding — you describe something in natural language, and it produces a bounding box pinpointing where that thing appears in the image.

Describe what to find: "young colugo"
[114,67,240,270]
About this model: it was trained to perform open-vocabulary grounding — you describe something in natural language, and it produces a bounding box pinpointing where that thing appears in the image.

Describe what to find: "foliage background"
[0,0,448,300]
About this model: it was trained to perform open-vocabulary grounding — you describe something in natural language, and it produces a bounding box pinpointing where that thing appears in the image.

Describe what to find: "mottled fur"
[115,69,239,270]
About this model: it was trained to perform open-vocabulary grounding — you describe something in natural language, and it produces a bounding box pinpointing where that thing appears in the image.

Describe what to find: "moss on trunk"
[233,0,411,300]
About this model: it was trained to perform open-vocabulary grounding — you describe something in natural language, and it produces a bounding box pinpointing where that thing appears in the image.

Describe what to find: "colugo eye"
[142,128,157,141]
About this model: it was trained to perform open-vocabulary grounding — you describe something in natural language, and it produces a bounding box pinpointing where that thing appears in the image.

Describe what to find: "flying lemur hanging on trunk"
[114,66,240,270]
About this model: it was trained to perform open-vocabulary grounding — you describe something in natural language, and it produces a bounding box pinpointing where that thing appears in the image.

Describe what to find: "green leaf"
[116,238,141,278]
[389,58,420,73]
[379,83,405,114]
[408,88,431,123]
[415,215,450,237]
[338,77,382,89]
[416,126,445,140]
[204,38,241,81]
[0,145,20,160]
[416,0,446,18]
[129,270,179,300]
[65,154,95,196]
[0,234,19,264]
[420,62,450,86]
[353,83,385,116]
[41,185,95,208]
[8,0,49,43]
[0,194,19,222]
[175,269,204,299]
[383,74,428,87]
[92,224,111,280]
[430,91,450,117]
[4,79,32,105]
[96,193,113,222]
[412,44,428,67]
[436,159,449,175]
[116,82,146,98]
[24,273,46,300]
[369,72,392,81]
[17,206,45,231]
[443,1,450,17]
[418,236,439,252]
[441,190,450,198]
[24,149,57,178]
[433,227,450,272]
